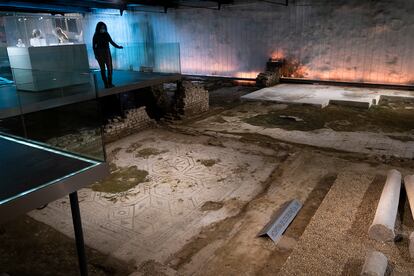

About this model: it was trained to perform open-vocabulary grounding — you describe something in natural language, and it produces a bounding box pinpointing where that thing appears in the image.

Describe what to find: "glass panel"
[86,42,181,74]
[0,68,105,161]
[0,131,101,206]
[21,100,105,161]
[11,68,93,93]
[154,43,181,73]
[0,17,12,83]
[0,115,25,137]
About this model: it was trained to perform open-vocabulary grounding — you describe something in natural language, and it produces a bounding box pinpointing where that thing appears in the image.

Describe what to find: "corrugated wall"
[86,0,414,85]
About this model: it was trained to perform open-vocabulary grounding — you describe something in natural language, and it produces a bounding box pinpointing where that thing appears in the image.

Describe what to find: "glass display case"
[0,16,12,83]
[4,14,84,48]
[4,14,89,92]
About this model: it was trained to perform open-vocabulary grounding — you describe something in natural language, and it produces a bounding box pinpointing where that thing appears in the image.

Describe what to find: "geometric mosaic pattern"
[30,129,276,264]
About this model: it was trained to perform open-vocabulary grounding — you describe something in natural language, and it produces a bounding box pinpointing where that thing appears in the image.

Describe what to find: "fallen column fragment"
[404,175,414,258]
[368,169,402,242]
[409,232,414,259]
[404,175,414,216]
[361,251,388,276]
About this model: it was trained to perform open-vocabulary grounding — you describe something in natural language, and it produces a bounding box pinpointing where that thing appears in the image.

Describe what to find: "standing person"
[93,22,123,88]
[55,27,69,44]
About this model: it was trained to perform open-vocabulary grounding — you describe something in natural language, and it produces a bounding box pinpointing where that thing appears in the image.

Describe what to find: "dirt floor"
[0,216,132,276]
[2,80,414,275]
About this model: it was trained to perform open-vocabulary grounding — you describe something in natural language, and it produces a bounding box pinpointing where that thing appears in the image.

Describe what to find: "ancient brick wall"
[174,81,209,116]
[104,107,156,143]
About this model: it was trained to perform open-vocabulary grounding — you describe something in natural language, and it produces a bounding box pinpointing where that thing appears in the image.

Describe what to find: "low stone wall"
[175,81,209,116]
[104,107,156,143]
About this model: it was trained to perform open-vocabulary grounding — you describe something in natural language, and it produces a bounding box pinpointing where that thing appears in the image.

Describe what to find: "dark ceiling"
[0,0,288,14]
[0,0,231,14]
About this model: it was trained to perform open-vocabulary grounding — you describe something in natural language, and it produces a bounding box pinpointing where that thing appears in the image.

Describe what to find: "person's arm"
[62,32,69,41]
[106,33,123,49]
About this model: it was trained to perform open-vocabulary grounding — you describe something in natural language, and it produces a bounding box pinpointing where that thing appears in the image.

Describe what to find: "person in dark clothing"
[93,22,123,88]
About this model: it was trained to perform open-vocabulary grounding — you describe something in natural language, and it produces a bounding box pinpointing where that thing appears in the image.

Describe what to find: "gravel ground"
[279,165,414,275]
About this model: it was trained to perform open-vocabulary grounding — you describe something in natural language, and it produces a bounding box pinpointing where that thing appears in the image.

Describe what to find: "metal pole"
[92,73,107,162]
[69,191,88,276]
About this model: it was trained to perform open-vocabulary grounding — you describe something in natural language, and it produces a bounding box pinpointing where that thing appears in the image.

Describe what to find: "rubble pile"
[47,129,102,157]
[256,71,281,87]
[256,59,284,87]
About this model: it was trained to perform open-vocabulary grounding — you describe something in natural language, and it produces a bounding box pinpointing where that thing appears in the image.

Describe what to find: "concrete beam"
[361,251,388,276]
[368,169,402,242]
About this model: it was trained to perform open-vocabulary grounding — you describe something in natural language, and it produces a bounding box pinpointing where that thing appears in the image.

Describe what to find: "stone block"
[361,251,388,276]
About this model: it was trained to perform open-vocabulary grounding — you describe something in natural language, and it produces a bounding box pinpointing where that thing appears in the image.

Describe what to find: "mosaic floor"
[30,129,277,264]
[177,103,414,159]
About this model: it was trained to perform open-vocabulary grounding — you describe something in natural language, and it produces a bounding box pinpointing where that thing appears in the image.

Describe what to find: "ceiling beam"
[0,1,92,13]
[262,0,288,6]
[0,0,237,14]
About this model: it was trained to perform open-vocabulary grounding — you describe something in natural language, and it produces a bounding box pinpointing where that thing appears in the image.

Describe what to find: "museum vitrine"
[4,14,89,91]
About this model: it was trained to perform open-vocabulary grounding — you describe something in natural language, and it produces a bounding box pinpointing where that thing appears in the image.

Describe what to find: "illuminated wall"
[84,0,414,85]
